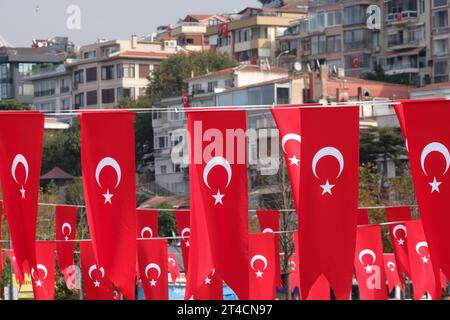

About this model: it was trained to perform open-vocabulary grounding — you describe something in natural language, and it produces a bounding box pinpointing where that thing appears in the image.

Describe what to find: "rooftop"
[187,64,289,81]
[41,166,74,180]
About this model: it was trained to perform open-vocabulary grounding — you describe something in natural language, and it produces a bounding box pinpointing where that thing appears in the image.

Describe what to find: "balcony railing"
[384,62,419,71]
[386,11,418,23]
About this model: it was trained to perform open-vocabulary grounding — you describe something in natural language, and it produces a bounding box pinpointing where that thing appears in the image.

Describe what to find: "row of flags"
[0,99,449,300]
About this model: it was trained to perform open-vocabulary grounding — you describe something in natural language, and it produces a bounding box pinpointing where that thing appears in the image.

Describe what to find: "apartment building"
[431,0,450,83]
[66,35,175,109]
[207,3,308,64]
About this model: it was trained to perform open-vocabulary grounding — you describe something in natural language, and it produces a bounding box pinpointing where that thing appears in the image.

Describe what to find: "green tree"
[360,127,405,165]
[0,99,31,110]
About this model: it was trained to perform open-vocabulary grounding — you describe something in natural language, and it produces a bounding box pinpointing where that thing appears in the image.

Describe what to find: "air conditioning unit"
[164,40,177,48]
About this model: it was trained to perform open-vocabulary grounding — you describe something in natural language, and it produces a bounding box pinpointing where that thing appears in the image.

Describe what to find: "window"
[74,70,84,84]
[154,132,169,149]
[84,51,97,59]
[276,87,290,104]
[207,81,218,93]
[344,54,371,70]
[139,64,150,78]
[169,111,184,122]
[327,35,342,53]
[433,10,449,29]
[86,67,97,82]
[60,78,70,93]
[435,61,449,83]
[117,87,135,100]
[172,163,182,173]
[311,35,326,55]
[160,165,167,174]
[344,30,374,50]
[101,88,115,104]
[409,26,425,42]
[225,79,234,89]
[237,29,251,43]
[86,90,98,106]
[101,65,115,80]
[434,38,449,56]
[75,93,84,108]
[117,64,135,78]
[18,63,35,76]
[344,5,369,26]
[61,98,70,110]
[192,84,203,94]
[433,0,448,8]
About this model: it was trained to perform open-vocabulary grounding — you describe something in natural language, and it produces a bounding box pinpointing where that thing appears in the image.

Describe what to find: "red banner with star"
[55,205,77,288]
[383,253,403,293]
[175,210,190,274]
[31,242,55,300]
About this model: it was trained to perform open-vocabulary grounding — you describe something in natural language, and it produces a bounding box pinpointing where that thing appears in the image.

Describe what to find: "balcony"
[384,62,420,75]
[386,11,418,25]
[387,39,423,51]
[171,22,207,36]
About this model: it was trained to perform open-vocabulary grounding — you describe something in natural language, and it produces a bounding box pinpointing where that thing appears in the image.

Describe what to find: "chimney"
[320,65,329,100]
[131,35,138,49]
[337,67,345,78]
[357,87,363,101]
[309,72,316,102]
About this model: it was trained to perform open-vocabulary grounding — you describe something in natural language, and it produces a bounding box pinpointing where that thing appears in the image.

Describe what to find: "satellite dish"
[293,62,302,72]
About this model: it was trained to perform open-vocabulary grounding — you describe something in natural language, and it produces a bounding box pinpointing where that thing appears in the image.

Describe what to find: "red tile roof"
[41,167,74,180]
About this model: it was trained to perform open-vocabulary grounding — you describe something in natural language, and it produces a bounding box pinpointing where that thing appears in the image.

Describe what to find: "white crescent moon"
[250,254,268,271]
[140,227,153,238]
[359,249,376,265]
[181,227,190,240]
[415,241,428,256]
[421,142,450,176]
[203,156,232,189]
[312,147,344,179]
[262,228,274,234]
[387,262,396,270]
[168,258,176,266]
[61,222,72,236]
[281,133,301,154]
[11,154,29,184]
[31,264,48,280]
[393,224,407,239]
[145,263,161,279]
[95,157,122,189]
[88,265,105,280]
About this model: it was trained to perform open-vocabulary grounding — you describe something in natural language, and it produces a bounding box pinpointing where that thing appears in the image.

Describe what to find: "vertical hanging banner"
[405,220,441,300]
[298,106,359,300]
[31,242,56,300]
[256,210,282,289]
[55,205,77,287]
[354,225,387,300]
[386,206,411,280]
[383,253,403,293]
[175,210,190,273]
[194,268,223,300]
[0,112,44,277]
[357,208,369,225]
[248,233,276,300]
[168,253,180,283]
[395,99,450,281]
[80,111,137,300]
[137,239,169,300]
[6,249,25,286]
[185,109,249,300]
[80,241,115,300]
[137,209,158,239]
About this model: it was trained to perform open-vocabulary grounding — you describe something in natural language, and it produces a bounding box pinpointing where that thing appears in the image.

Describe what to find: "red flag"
[137,209,158,239]
[175,210,190,273]
[6,249,24,286]
[0,112,44,276]
[405,220,441,300]
[357,208,369,225]
[185,109,249,300]
[168,253,180,283]
[395,100,450,282]
[55,205,77,288]
[440,270,447,291]
[383,254,403,293]
[248,233,276,300]
[256,210,282,289]
[80,241,115,300]
[289,256,300,293]
[298,106,359,300]
[354,225,387,300]
[194,268,223,300]
[386,206,411,280]
[31,242,56,300]
[137,239,169,300]
[80,111,137,299]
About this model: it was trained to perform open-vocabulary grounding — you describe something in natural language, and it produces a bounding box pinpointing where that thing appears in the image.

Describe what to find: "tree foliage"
[0,99,31,111]
[360,127,405,165]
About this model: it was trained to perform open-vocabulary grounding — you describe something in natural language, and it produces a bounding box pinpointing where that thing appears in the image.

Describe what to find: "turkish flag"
[6,249,25,286]
[80,111,137,300]
[357,208,369,225]
[175,210,190,273]
[168,253,180,283]
[383,254,403,293]
[395,99,450,282]
[55,205,77,288]
[194,268,223,300]
[137,209,158,239]
[298,106,359,300]
[248,233,276,300]
[185,109,249,300]
[256,210,282,289]
[137,239,169,300]
[80,241,115,300]
[386,206,411,280]
[31,242,56,300]
[405,220,441,300]
[354,225,387,300]
[0,112,44,277]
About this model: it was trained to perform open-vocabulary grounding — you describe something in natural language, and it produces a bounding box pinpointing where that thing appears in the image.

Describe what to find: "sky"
[0,0,259,47]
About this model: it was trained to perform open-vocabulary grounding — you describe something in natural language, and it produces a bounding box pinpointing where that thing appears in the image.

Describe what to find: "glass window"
[74,70,84,84]
[433,10,449,28]
[435,61,449,83]
[207,81,218,93]
[86,90,98,106]
[86,67,97,82]
[434,0,448,8]
[344,5,369,26]
[101,88,115,104]
[101,65,115,80]
[117,87,135,100]
[75,93,84,108]
[117,64,135,78]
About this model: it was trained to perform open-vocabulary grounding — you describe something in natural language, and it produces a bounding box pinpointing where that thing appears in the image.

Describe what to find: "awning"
[384,47,425,58]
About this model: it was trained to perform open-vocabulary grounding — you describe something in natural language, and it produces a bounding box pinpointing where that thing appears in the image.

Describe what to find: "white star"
[365,265,373,273]
[65,236,69,241]
[429,177,442,193]
[256,270,263,278]
[320,180,335,195]
[35,279,43,287]
[94,280,101,287]
[212,190,224,205]
[390,268,395,272]
[185,240,190,247]
[288,155,300,166]
[103,189,114,204]
[20,186,26,199]
[398,238,405,246]
[422,256,429,264]
[204,277,211,285]
[150,279,157,287]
